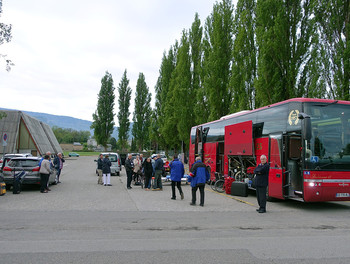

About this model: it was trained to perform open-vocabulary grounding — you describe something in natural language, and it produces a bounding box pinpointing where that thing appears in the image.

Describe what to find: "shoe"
[145,188,150,191]
[258,209,266,213]
[40,190,48,193]
[57,181,61,183]
[107,184,112,186]
[190,202,196,206]
[200,204,204,207]
[181,193,184,200]
[171,197,176,200]
[256,208,260,212]
[104,184,107,186]
[46,188,51,191]
[127,187,132,189]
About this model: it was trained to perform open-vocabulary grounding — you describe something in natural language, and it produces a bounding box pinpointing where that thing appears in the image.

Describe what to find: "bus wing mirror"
[298,113,311,140]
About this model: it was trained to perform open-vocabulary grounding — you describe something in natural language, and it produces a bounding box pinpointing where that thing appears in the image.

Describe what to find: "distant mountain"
[0,108,130,139]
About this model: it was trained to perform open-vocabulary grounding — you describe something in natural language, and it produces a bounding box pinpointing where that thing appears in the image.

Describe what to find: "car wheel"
[69,155,71,157]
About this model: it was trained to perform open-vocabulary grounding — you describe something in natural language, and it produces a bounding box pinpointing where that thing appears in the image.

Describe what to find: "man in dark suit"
[254,155,270,213]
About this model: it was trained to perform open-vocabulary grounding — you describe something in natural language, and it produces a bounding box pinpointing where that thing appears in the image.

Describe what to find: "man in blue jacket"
[189,157,210,206]
[169,155,184,200]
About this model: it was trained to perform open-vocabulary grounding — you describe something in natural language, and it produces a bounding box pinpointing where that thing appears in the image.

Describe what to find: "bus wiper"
[314,100,338,107]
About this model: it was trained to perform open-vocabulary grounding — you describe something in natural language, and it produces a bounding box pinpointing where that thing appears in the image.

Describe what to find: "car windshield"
[8,159,39,168]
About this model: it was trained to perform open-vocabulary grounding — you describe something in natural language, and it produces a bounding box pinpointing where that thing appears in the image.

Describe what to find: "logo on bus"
[288,110,300,126]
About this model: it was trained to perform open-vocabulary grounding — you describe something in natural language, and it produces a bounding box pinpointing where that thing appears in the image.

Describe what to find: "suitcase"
[0,182,6,196]
[231,182,248,197]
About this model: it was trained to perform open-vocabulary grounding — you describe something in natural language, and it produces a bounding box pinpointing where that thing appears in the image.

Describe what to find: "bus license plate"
[336,193,350,198]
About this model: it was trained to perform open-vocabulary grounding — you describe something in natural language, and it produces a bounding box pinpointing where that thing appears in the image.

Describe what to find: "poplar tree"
[117,70,132,151]
[189,13,206,125]
[315,0,350,100]
[164,30,193,150]
[255,0,315,106]
[230,0,256,112]
[91,71,115,150]
[132,73,152,151]
[202,0,234,121]
[155,46,177,150]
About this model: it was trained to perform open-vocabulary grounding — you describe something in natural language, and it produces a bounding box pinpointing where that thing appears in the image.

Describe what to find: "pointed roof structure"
[0,110,62,156]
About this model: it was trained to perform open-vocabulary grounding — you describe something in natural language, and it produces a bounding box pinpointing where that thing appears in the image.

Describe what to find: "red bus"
[189,98,350,202]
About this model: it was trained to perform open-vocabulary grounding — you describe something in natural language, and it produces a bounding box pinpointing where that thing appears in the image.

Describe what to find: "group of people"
[39,151,65,193]
[96,153,113,186]
[95,152,270,211]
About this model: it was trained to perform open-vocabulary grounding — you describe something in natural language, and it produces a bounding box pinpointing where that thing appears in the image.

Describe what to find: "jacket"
[39,159,51,175]
[154,158,164,171]
[169,158,184,182]
[189,160,210,187]
[143,160,153,176]
[97,158,103,170]
[125,158,134,172]
[53,156,65,170]
[254,163,270,187]
[102,158,111,174]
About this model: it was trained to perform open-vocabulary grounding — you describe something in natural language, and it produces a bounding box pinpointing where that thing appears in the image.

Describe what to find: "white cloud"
[0,0,219,122]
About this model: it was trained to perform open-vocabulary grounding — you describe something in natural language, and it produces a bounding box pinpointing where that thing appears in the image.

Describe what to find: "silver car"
[1,156,57,186]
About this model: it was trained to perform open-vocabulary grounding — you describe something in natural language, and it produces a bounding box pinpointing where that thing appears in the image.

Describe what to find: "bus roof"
[193,98,350,128]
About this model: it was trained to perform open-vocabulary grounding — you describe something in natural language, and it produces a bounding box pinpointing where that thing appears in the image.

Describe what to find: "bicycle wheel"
[210,180,216,191]
[214,179,225,193]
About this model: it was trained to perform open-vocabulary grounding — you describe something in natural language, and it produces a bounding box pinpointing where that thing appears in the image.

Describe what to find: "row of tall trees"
[92,0,349,153]
[152,0,349,153]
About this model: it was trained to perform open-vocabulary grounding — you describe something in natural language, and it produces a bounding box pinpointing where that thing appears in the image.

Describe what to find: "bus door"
[195,126,203,159]
[268,134,286,199]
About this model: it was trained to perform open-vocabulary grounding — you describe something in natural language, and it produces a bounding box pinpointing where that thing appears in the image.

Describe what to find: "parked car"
[97,152,122,176]
[0,153,32,173]
[69,152,80,157]
[1,156,57,186]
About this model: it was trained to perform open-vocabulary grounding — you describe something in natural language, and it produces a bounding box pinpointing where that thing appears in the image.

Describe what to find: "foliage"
[314,0,350,100]
[132,73,152,151]
[117,69,132,151]
[0,1,14,71]
[230,0,256,112]
[91,71,115,150]
[52,126,90,144]
[255,0,315,106]
[0,111,6,120]
[202,0,234,121]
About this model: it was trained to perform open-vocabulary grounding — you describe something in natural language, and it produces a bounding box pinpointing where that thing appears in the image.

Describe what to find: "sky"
[0,0,220,122]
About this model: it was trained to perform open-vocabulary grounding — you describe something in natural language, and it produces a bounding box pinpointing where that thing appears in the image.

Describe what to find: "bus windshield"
[305,103,350,170]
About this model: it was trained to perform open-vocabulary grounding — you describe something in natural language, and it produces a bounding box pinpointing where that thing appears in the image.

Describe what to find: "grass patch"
[63,151,101,157]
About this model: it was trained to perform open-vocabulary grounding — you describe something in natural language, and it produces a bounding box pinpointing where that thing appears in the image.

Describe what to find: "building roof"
[0,110,62,156]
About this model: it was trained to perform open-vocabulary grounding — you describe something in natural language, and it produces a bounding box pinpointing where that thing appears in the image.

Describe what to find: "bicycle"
[213,172,225,193]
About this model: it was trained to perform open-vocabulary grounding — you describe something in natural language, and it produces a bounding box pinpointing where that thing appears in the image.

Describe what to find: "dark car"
[1,156,57,186]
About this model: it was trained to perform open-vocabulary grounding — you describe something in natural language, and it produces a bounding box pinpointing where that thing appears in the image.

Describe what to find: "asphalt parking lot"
[1,156,350,264]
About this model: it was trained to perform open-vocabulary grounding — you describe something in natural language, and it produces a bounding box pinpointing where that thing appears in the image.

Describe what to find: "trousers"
[191,185,205,205]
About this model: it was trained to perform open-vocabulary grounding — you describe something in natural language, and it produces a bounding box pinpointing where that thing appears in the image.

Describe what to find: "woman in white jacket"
[39,155,51,193]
